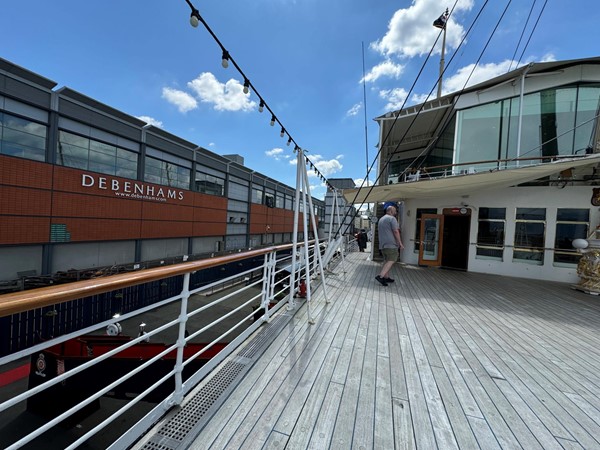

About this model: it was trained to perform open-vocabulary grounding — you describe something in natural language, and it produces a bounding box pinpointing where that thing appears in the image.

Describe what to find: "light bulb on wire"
[258,100,264,113]
[280,127,285,138]
[270,115,276,126]
[221,50,229,68]
[243,79,250,95]
[190,11,199,28]
[287,137,292,146]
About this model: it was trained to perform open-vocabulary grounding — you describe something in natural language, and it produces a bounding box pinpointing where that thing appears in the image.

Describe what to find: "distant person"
[356,229,368,252]
[376,202,403,286]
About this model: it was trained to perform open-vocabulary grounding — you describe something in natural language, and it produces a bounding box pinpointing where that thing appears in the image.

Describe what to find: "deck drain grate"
[138,313,291,449]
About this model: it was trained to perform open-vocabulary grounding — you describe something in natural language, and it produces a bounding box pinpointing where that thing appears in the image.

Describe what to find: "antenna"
[362,42,369,186]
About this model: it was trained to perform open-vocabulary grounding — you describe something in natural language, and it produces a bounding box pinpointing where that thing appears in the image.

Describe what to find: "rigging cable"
[516,0,549,65]
[507,0,538,72]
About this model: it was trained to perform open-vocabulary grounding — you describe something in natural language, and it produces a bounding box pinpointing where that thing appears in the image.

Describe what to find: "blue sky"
[2,1,599,199]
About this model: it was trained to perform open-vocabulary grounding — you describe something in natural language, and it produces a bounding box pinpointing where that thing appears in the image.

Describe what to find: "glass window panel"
[58,130,138,179]
[555,223,588,250]
[414,208,437,253]
[3,114,47,138]
[3,127,46,150]
[89,161,116,175]
[477,221,505,247]
[455,102,501,167]
[513,250,544,263]
[516,208,546,221]
[252,188,263,204]
[116,167,137,179]
[196,172,225,196]
[117,148,138,162]
[89,148,116,165]
[554,207,588,265]
[62,155,88,170]
[514,222,545,248]
[59,131,88,147]
[478,207,506,220]
[557,208,589,222]
[575,86,600,154]
[477,248,503,259]
[90,140,117,156]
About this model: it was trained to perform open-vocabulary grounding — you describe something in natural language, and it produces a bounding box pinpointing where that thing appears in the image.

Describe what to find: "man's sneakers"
[384,277,395,283]
[375,275,388,286]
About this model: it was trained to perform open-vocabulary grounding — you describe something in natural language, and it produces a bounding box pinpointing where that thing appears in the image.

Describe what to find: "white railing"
[0,241,343,449]
[387,154,586,184]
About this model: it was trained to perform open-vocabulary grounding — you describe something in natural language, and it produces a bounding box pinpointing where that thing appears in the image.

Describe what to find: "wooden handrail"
[0,244,297,318]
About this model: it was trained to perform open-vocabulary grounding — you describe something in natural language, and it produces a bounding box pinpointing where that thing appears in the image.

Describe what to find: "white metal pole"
[288,148,303,310]
[301,160,329,304]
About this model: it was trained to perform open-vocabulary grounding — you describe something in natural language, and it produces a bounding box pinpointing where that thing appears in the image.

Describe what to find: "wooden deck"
[185,251,600,449]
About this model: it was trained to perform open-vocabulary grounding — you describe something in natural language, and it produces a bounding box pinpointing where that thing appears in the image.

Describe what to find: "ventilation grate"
[137,312,292,449]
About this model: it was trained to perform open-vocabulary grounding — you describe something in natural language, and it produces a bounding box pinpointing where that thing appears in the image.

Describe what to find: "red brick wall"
[0,156,229,245]
[0,156,316,246]
[250,204,315,235]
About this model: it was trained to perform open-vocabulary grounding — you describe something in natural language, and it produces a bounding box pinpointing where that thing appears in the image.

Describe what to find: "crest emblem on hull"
[592,188,600,206]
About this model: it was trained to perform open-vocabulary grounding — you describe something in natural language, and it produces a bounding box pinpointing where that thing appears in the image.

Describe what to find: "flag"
[433,11,448,29]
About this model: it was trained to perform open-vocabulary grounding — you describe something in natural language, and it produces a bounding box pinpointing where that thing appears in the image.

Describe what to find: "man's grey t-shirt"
[378,214,399,249]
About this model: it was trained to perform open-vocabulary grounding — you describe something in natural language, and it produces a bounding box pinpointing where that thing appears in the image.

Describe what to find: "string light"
[189,10,200,27]
[221,50,230,68]
[184,0,333,189]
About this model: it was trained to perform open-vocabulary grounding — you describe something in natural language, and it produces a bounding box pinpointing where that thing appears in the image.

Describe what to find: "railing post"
[259,252,275,322]
[268,251,278,320]
[170,272,190,406]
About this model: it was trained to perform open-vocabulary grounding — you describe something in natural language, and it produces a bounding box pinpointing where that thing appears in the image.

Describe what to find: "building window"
[251,186,264,204]
[276,193,285,208]
[476,208,506,260]
[144,156,190,189]
[513,207,546,265]
[196,172,225,196]
[1,112,47,162]
[554,208,589,266]
[414,208,437,253]
[58,130,138,179]
[265,193,275,208]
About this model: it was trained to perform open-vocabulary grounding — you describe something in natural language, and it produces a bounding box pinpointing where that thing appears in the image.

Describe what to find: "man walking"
[376,202,403,286]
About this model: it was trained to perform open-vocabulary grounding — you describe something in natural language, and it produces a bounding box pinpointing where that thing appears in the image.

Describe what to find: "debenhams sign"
[82,174,184,202]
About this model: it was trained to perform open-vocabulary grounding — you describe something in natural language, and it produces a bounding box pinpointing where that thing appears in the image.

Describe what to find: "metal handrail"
[0,240,337,449]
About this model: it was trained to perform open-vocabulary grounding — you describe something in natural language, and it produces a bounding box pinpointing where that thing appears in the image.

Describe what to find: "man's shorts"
[381,247,399,262]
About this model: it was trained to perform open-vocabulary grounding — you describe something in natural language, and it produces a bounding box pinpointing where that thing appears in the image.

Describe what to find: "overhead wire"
[516,0,549,65]
[183,0,334,190]
[507,0,538,72]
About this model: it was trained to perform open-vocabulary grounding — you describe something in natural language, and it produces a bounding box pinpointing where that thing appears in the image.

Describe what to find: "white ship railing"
[0,240,346,449]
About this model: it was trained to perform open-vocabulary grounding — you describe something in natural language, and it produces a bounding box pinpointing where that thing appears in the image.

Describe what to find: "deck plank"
[179,254,600,450]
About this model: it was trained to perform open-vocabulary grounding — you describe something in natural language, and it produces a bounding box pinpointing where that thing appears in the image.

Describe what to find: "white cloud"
[306,154,344,177]
[442,59,515,94]
[540,52,556,63]
[370,0,473,59]
[161,87,198,113]
[353,178,372,188]
[361,60,404,83]
[347,103,362,117]
[379,87,409,111]
[137,116,163,128]
[187,72,257,112]
[265,147,291,161]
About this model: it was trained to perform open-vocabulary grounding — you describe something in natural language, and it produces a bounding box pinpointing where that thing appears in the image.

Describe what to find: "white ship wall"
[399,185,599,283]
